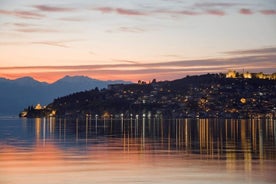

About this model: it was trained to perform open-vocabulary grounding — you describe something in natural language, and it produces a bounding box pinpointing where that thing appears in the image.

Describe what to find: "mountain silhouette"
[0,76,130,115]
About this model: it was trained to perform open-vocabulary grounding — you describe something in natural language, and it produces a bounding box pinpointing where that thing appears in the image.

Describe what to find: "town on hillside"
[20,72,276,119]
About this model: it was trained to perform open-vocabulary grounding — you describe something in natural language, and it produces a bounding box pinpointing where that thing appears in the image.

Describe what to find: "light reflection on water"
[0,117,275,184]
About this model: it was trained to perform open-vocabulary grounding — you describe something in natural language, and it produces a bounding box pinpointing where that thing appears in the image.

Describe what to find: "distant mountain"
[13,77,48,86]
[0,76,130,115]
[51,76,112,92]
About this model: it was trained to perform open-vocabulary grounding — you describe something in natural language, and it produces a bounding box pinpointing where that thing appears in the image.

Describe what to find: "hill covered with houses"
[20,72,276,119]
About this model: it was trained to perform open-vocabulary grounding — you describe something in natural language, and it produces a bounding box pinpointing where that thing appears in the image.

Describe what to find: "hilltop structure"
[226,70,276,80]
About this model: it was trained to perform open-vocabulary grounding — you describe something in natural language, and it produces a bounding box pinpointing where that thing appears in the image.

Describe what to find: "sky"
[0,0,275,83]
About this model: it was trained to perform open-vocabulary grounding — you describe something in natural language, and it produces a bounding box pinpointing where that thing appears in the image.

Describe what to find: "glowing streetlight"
[240,98,246,104]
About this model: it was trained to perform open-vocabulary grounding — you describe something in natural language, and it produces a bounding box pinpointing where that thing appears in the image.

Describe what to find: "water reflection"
[15,117,276,160]
[0,118,276,184]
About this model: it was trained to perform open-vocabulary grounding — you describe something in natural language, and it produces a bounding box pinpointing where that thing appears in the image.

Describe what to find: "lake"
[0,117,275,184]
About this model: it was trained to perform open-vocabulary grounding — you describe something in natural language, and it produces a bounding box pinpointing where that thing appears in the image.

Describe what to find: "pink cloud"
[33,5,75,12]
[95,7,200,17]
[206,10,225,16]
[95,7,147,16]
[96,7,113,13]
[239,8,253,15]
[195,2,242,8]
[154,9,200,16]
[260,10,276,15]
[116,8,146,16]
[178,10,200,16]
[0,9,44,19]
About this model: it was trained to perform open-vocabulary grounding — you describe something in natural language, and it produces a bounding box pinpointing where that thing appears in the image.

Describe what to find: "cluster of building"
[108,73,276,119]
[19,103,56,118]
[20,72,276,119]
[226,70,276,80]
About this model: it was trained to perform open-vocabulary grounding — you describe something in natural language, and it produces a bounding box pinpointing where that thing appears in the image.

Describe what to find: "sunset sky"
[0,0,275,83]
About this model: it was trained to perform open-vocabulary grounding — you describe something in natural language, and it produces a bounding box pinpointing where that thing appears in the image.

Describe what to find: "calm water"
[0,117,275,184]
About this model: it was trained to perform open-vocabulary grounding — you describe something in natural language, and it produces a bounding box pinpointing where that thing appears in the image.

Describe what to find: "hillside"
[21,74,276,119]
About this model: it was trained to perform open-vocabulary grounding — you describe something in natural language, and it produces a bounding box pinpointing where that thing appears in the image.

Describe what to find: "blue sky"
[0,0,275,82]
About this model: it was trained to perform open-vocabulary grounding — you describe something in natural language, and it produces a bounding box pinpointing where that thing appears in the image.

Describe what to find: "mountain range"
[0,76,130,115]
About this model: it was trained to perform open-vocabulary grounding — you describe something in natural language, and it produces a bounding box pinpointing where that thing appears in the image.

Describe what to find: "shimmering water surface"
[0,117,275,184]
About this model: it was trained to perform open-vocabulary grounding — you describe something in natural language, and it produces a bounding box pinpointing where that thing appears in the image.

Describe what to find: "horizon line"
[1,70,275,84]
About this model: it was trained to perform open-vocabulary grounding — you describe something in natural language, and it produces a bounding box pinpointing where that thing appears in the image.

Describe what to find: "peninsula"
[20,72,276,119]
